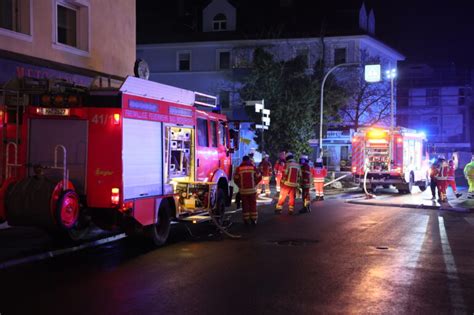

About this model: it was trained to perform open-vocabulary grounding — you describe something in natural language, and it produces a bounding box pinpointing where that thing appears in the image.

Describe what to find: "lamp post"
[319,62,359,158]
[385,68,397,171]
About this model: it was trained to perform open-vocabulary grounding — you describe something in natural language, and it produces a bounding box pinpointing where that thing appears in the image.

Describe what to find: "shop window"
[0,0,31,36]
[197,118,209,147]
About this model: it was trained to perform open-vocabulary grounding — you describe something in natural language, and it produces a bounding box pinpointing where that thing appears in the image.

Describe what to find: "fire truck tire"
[55,190,80,230]
[408,173,414,193]
[144,199,171,246]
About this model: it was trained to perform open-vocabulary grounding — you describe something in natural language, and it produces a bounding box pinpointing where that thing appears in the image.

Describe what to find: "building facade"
[137,0,404,168]
[397,63,472,156]
[0,0,135,86]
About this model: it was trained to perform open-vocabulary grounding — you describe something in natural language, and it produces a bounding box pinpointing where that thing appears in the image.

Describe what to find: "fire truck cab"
[0,76,236,245]
[352,127,430,194]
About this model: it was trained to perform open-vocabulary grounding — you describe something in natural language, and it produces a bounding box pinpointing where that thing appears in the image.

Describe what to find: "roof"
[137,0,379,44]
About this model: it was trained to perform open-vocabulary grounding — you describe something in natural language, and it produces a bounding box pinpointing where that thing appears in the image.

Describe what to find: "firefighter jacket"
[300,163,312,189]
[465,161,474,180]
[436,162,449,181]
[447,165,455,181]
[274,159,286,177]
[281,159,301,188]
[312,167,327,183]
[233,160,262,195]
[259,160,273,177]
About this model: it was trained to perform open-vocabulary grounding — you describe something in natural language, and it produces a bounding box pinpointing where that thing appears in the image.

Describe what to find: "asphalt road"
[1,197,474,315]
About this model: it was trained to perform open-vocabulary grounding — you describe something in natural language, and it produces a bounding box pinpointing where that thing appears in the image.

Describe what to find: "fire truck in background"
[351,127,430,194]
[0,76,237,245]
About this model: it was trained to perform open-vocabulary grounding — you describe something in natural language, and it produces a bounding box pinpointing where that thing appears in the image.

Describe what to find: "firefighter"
[274,151,287,194]
[447,160,462,198]
[429,159,440,200]
[248,151,256,166]
[312,158,327,201]
[233,155,262,225]
[436,158,449,202]
[276,153,301,215]
[299,155,312,213]
[257,154,273,196]
[464,155,474,199]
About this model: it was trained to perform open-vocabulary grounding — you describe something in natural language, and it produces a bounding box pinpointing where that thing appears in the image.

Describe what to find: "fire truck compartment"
[122,118,163,200]
[28,119,87,194]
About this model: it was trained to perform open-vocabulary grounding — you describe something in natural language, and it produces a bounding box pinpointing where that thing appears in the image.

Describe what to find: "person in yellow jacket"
[464,155,474,199]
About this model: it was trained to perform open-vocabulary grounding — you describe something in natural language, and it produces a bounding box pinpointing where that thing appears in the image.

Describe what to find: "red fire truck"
[0,76,237,245]
[351,127,430,194]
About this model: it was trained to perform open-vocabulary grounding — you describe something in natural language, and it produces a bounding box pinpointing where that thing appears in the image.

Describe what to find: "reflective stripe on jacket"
[233,162,262,195]
[282,160,301,187]
[259,160,273,177]
[300,163,312,189]
[312,167,327,183]
[436,164,449,181]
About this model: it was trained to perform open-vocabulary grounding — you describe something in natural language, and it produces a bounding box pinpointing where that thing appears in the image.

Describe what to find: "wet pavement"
[0,195,473,314]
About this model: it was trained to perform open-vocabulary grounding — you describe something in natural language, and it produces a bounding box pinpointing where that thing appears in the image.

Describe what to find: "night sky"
[373,0,474,65]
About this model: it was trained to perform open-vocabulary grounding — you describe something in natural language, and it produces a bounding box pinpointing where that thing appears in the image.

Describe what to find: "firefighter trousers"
[437,180,448,201]
[276,184,296,212]
[241,193,257,222]
[430,179,438,198]
[314,181,324,197]
[301,188,310,208]
[276,175,282,192]
[257,176,271,195]
[468,178,474,193]
[447,180,457,193]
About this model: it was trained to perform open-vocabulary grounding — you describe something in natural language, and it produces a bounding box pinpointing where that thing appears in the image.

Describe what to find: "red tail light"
[111,188,120,205]
[113,113,121,125]
[352,166,357,173]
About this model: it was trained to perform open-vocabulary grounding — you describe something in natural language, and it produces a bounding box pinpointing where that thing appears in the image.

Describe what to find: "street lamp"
[319,62,359,158]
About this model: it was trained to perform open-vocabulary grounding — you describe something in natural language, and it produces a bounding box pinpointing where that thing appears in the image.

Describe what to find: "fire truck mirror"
[229,129,239,151]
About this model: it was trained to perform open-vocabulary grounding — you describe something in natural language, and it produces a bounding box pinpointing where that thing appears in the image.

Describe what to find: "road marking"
[438,216,466,312]
[0,233,127,270]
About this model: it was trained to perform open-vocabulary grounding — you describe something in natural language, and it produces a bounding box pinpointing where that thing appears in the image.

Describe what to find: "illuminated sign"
[364,64,381,83]
[128,99,158,112]
[169,106,193,117]
[367,129,388,139]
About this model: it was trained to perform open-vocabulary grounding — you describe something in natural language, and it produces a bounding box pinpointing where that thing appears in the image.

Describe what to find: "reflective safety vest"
[274,159,286,177]
[259,160,273,177]
[447,165,455,181]
[282,160,301,188]
[312,167,327,183]
[300,163,312,189]
[465,161,474,180]
[436,163,449,181]
[233,161,262,195]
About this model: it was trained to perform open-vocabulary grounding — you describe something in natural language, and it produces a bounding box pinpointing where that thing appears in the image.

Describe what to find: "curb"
[346,199,472,213]
[0,233,126,270]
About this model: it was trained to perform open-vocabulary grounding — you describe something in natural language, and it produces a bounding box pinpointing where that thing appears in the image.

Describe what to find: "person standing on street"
[274,150,287,195]
[430,158,440,200]
[312,158,327,201]
[257,154,273,196]
[464,154,474,199]
[447,160,462,198]
[233,155,262,225]
[299,155,312,213]
[276,153,301,215]
[436,158,449,202]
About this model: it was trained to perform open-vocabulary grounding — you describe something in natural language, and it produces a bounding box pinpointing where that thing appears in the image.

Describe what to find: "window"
[219,123,226,147]
[197,118,209,147]
[57,5,77,47]
[219,91,230,109]
[177,51,191,71]
[0,0,31,35]
[213,13,227,31]
[334,48,346,65]
[218,51,231,70]
[54,1,89,53]
[210,121,218,147]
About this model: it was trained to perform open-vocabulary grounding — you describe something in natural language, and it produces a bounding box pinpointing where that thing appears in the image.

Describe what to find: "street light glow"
[386,68,397,79]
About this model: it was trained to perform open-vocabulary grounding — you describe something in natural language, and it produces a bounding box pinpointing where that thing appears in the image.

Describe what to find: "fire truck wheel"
[408,173,414,193]
[418,184,427,192]
[55,190,80,230]
[145,199,171,246]
[212,188,226,226]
